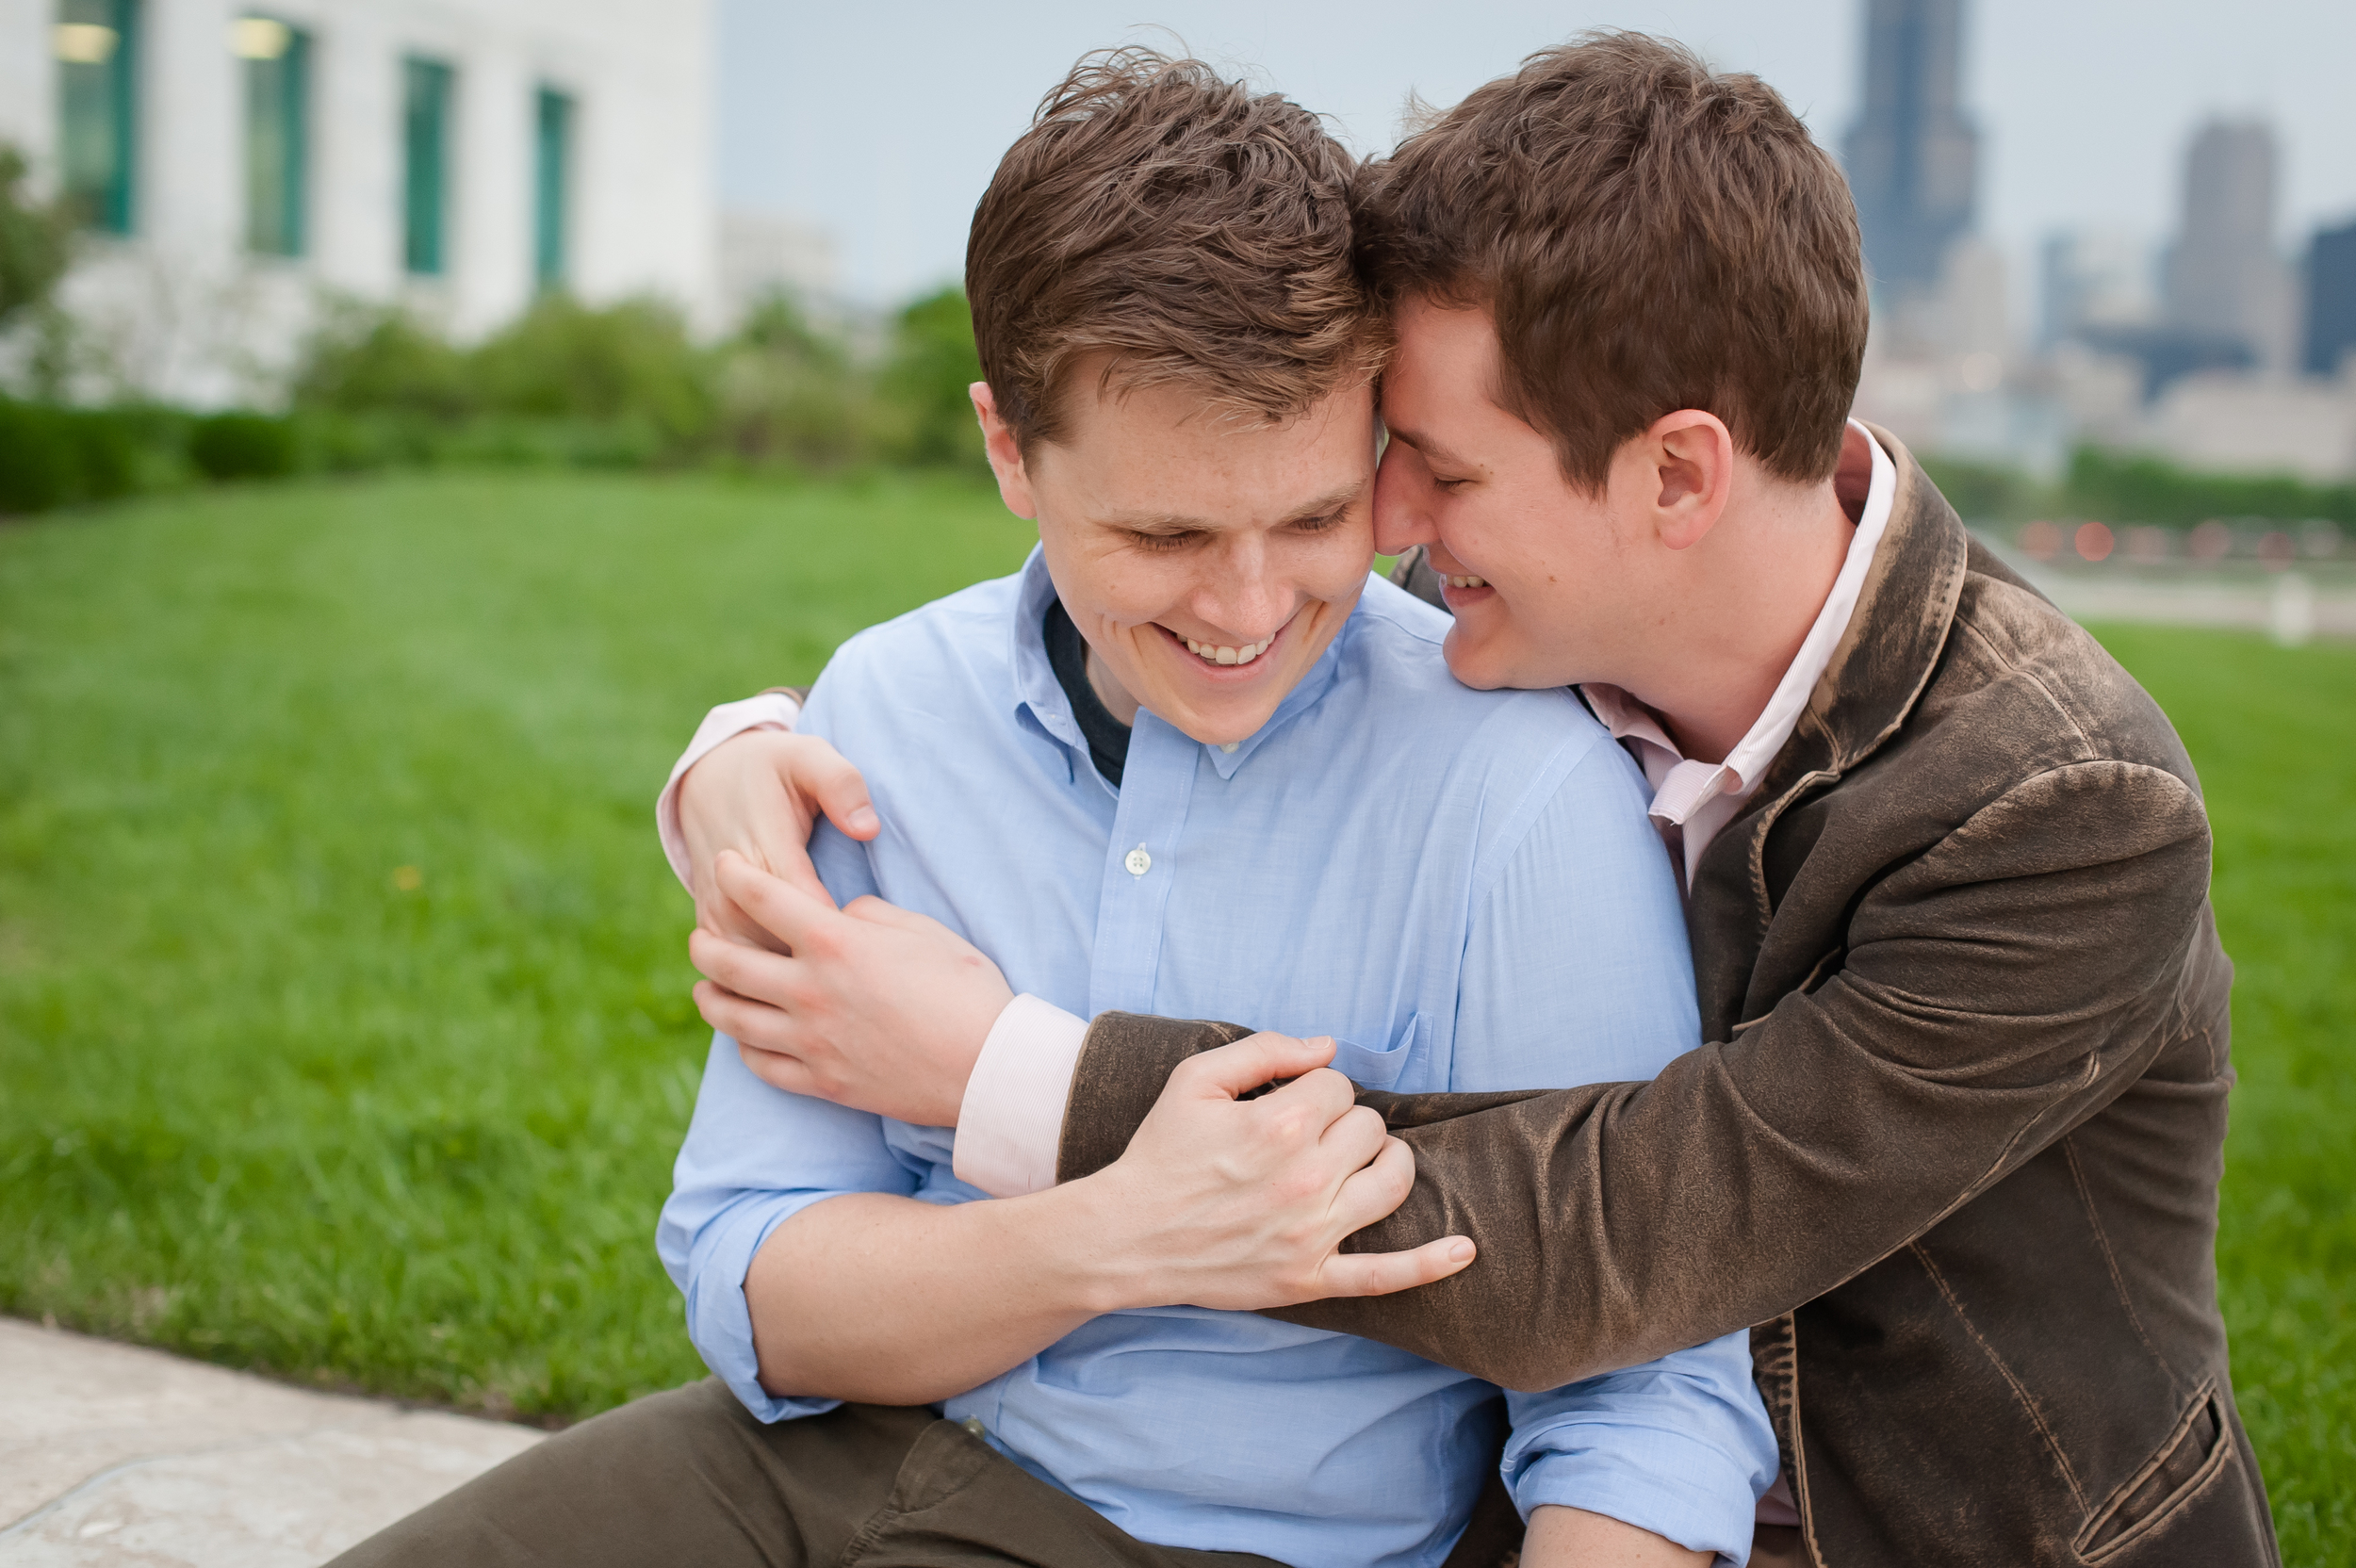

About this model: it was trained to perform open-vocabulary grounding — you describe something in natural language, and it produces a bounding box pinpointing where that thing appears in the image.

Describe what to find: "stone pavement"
[0,1316,544,1567]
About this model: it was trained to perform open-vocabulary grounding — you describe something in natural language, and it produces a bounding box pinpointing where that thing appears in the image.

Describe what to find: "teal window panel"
[237,16,308,256]
[402,57,452,275]
[55,0,138,235]
[533,87,572,288]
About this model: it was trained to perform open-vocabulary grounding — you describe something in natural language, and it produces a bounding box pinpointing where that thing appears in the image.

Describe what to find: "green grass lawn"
[1,475,2348,1558]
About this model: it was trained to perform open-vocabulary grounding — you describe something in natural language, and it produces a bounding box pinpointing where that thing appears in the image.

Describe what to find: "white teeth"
[1446,575,1488,589]
[1183,633,1271,665]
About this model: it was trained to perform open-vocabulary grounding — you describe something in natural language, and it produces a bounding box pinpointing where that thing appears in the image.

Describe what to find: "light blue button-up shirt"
[659,550,1775,1568]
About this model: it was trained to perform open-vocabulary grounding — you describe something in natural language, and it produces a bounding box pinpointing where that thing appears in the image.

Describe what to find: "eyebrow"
[1098,482,1366,533]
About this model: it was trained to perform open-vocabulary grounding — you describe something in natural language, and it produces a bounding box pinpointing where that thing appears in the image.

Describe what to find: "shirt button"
[1220,742,1238,753]
[961,1415,988,1438]
[1124,846,1152,876]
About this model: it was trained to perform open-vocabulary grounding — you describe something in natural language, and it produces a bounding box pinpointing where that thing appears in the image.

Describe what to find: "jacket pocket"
[2075,1383,2230,1561]
[1329,1012,1427,1090]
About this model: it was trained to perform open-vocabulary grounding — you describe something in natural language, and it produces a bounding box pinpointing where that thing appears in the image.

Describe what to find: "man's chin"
[1440,627,1516,692]
[1166,700,1283,747]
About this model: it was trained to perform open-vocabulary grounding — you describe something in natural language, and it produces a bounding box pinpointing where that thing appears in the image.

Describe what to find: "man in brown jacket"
[673,35,2278,1568]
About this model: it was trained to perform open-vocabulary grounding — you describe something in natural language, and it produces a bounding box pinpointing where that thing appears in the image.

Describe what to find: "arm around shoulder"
[1272,760,2216,1387]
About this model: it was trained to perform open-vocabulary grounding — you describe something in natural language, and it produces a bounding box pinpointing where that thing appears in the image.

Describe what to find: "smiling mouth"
[1442,574,1487,589]
[1160,612,1294,668]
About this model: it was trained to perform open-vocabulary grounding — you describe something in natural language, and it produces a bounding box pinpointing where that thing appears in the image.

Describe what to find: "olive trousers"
[328,1378,1300,1568]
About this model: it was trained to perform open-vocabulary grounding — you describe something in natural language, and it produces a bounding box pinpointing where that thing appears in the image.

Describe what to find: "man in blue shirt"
[331,47,1767,1568]
[663,520,1772,1564]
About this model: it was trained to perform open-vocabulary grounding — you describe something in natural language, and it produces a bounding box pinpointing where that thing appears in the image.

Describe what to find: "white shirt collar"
[1582,421,1897,883]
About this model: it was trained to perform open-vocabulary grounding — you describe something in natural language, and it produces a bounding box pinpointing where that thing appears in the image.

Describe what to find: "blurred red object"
[2020,520,2061,561]
[2188,520,2233,562]
[2258,531,2296,570]
[2074,522,2115,562]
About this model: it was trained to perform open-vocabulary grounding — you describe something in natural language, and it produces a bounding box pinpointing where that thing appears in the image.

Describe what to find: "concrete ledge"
[0,1317,543,1567]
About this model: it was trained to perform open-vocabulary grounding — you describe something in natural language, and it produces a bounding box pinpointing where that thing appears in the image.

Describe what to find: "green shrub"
[292,302,476,421]
[470,296,714,455]
[189,413,298,481]
[277,286,979,480]
[61,406,142,500]
[0,400,162,514]
[0,399,73,512]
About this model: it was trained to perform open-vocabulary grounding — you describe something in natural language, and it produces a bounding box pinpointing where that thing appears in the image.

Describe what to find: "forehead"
[1384,298,1499,394]
[1380,297,1530,455]
[1039,375,1375,527]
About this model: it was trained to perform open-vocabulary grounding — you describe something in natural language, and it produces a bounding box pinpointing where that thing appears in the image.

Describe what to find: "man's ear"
[1644,410,1736,552]
[970,383,1039,520]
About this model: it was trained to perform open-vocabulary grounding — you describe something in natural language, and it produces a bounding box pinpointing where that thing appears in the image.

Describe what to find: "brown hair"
[966,48,1378,449]
[1355,32,1868,488]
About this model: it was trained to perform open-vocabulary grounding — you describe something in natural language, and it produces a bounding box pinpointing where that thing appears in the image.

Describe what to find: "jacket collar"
[1755,424,1972,799]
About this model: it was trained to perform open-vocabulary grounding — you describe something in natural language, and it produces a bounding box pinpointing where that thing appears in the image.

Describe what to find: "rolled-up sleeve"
[1457,733,1775,1562]
[655,703,924,1424]
[1503,1340,1775,1565]
[657,1037,922,1422]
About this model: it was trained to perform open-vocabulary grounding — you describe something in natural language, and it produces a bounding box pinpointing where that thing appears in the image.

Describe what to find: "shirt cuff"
[655,691,804,892]
[951,994,1088,1197]
[1508,1423,1768,1567]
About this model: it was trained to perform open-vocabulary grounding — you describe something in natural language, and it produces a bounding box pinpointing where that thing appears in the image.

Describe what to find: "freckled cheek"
[1082,574,1186,635]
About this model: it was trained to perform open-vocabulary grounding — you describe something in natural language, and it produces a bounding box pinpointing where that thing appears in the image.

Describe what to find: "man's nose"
[1372,441,1437,557]
[1195,536,1288,636]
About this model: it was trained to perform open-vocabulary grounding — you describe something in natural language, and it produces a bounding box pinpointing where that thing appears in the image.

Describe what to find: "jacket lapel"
[1684,426,1972,1038]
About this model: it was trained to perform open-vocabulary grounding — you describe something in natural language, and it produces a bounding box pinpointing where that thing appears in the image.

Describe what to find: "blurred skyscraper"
[2304,220,2356,379]
[1843,0,1978,300]
[2037,232,2155,351]
[2164,120,2296,373]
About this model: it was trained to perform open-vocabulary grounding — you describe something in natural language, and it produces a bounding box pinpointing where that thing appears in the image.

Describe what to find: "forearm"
[1521,1507,1709,1568]
[746,1184,1124,1405]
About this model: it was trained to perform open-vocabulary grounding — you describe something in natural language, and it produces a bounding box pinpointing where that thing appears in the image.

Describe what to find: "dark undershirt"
[1043,598,1133,787]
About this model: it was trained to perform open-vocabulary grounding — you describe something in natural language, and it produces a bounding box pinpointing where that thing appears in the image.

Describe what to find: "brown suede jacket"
[1053,431,2279,1567]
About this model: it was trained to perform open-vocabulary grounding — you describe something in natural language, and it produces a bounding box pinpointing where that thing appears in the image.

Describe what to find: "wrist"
[1022,1173,1162,1315]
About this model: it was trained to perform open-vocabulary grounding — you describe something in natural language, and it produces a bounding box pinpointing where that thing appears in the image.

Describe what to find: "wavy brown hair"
[1355,32,1869,489]
[967,48,1380,449]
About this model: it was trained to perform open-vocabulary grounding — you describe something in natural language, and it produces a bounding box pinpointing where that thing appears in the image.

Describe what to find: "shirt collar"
[1582,420,1898,829]
[1010,547,1088,759]
[1006,545,1351,785]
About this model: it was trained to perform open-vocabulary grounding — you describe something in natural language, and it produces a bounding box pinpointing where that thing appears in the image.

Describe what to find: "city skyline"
[714,0,2356,319]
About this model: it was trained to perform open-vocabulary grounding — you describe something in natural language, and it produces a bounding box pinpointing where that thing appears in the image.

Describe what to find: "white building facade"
[0,0,714,403]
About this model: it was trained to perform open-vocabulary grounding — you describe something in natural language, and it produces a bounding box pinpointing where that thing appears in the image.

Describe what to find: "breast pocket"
[1328,1011,1429,1091]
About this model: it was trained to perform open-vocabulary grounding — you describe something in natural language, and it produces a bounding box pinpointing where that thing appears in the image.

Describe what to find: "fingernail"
[1448,1240,1474,1264]
[849,807,879,834]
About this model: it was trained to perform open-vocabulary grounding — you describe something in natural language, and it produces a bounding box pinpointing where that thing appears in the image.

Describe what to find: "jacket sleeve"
[1057,759,2220,1392]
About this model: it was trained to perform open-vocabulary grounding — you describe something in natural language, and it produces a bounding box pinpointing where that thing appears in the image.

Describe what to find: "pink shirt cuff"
[952,994,1088,1198]
[654,692,804,890]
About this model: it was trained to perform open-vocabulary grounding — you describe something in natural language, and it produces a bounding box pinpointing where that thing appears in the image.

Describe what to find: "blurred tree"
[2065,446,2356,528]
[879,286,986,470]
[290,299,476,421]
[0,146,74,333]
[717,290,873,470]
[471,295,714,451]
[1918,453,2048,523]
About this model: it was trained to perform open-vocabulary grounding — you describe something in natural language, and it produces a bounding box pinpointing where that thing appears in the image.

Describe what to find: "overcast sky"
[714,0,2356,326]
